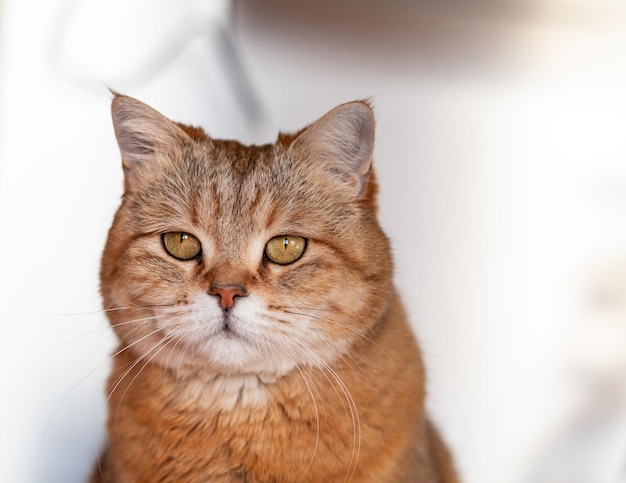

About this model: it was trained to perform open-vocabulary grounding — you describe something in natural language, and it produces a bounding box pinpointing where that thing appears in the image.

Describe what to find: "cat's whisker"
[277,309,392,361]
[109,314,170,330]
[318,362,361,483]
[45,319,168,449]
[108,324,167,360]
[295,364,321,483]
[104,326,169,401]
[59,314,168,347]
[176,337,195,382]
[276,311,378,356]
[281,326,366,378]
[273,305,333,313]
[39,303,176,318]
[290,339,361,483]
[94,449,106,483]
[113,335,178,422]
[57,325,114,347]
[256,331,272,365]
[276,344,320,483]
[42,354,112,452]
[279,309,324,321]
[103,303,176,313]
[293,325,377,376]
[106,354,150,408]
[337,349,373,378]
[163,334,186,378]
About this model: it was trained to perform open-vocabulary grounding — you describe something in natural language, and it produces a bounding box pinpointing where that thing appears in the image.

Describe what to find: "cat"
[90,94,458,482]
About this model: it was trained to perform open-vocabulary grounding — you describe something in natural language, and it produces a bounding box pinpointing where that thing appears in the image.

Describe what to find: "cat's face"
[101,96,392,377]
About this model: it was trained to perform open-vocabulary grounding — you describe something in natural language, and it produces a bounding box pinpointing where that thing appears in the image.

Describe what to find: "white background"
[2,1,626,482]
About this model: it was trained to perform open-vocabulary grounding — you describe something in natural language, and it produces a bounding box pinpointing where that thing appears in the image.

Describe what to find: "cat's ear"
[111,94,190,191]
[288,101,375,198]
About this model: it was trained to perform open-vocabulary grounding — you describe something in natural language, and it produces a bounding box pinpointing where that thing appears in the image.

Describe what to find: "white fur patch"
[170,293,297,376]
[181,373,272,410]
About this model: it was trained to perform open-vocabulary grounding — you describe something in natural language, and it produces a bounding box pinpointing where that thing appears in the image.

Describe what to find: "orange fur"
[91,95,458,482]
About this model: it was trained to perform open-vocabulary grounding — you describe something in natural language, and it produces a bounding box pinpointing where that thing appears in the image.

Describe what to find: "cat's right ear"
[286,100,376,200]
[111,94,190,192]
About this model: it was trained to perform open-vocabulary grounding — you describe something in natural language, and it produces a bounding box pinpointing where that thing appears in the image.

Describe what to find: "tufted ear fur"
[287,101,375,198]
[111,94,191,192]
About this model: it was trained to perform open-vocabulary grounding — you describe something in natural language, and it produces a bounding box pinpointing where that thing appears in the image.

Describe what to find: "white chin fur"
[164,293,298,377]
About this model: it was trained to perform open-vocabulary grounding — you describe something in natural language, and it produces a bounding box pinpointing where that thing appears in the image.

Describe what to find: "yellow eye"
[265,235,306,265]
[162,232,202,260]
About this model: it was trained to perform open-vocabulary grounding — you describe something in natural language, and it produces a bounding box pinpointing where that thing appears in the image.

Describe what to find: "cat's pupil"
[283,238,288,250]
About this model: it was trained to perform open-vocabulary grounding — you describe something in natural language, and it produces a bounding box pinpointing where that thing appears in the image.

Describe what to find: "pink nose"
[208,285,247,310]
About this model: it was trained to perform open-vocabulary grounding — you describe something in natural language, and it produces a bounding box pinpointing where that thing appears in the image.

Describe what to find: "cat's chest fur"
[104,333,421,483]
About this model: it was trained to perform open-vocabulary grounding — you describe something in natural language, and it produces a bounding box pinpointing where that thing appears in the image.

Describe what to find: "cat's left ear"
[288,101,375,198]
[111,94,191,192]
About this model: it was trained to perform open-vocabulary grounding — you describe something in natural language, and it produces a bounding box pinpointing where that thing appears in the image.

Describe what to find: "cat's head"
[100,95,392,378]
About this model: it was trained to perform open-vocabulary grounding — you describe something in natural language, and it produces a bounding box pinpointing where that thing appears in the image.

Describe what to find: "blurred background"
[1,0,626,481]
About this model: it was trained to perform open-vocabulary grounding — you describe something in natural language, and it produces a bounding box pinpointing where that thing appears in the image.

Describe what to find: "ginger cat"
[90,94,458,482]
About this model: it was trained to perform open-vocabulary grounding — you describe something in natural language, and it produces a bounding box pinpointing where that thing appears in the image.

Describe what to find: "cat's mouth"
[213,314,248,342]
[220,319,236,336]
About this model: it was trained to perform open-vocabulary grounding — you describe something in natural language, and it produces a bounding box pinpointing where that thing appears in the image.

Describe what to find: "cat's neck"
[110,348,290,411]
